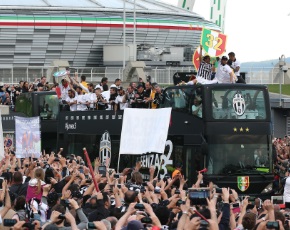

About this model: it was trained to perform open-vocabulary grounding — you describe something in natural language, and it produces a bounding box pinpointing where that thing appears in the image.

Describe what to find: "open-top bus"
[3,83,273,196]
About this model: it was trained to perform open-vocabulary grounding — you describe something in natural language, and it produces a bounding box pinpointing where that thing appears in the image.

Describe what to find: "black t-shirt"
[135,91,146,108]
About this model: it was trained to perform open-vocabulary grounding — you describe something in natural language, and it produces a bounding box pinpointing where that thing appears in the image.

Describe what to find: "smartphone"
[215,188,232,194]
[266,221,279,230]
[3,219,17,226]
[117,184,122,189]
[99,166,106,177]
[114,174,120,179]
[232,203,240,208]
[188,188,210,205]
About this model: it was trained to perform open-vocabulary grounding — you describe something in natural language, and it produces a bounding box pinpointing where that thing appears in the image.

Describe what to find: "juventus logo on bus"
[233,92,246,116]
[99,131,111,167]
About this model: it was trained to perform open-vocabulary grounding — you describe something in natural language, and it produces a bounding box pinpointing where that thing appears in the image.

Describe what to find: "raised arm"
[199,45,203,65]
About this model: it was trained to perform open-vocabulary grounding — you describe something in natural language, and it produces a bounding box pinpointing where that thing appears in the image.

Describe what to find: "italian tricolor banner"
[200,28,227,57]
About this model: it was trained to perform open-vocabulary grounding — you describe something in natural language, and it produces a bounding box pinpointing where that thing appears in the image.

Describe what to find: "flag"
[119,108,172,155]
[200,28,227,57]
[0,112,4,160]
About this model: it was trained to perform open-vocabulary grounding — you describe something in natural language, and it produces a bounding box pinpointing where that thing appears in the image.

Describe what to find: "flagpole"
[133,0,136,61]
[123,0,126,69]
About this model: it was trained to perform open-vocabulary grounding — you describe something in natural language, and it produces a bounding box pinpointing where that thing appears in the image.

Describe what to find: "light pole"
[279,55,286,107]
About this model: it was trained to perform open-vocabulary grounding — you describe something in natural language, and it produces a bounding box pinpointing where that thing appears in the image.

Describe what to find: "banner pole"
[83,147,99,192]
[117,153,121,173]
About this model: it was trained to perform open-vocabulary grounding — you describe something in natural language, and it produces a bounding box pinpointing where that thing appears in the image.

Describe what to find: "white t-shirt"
[284,177,290,202]
[85,92,96,109]
[76,94,88,111]
[66,96,77,111]
[115,95,128,110]
[230,59,241,77]
[216,63,234,84]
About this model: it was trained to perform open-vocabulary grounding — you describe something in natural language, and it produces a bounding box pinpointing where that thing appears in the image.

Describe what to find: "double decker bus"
[5,83,273,196]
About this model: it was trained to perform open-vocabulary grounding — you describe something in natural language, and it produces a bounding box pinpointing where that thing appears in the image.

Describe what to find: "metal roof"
[0,0,203,18]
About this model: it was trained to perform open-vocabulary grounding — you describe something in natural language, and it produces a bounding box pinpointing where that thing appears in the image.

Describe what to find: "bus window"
[212,89,266,120]
[206,135,271,175]
[39,94,59,120]
[163,87,199,116]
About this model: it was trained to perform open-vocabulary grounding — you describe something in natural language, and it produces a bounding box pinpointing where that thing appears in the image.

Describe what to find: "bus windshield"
[206,135,271,175]
[212,88,267,120]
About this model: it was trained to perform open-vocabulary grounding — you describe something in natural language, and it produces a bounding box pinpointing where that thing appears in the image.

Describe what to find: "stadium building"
[0,0,220,67]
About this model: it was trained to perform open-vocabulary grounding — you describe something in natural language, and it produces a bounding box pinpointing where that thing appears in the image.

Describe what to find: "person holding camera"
[42,198,88,230]
[123,85,135,108]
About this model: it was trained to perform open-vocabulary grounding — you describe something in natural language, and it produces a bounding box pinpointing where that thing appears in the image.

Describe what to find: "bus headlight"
[261,183,273,194]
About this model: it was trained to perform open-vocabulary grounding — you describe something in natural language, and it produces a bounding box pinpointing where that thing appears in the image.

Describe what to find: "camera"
[134,203,145,210]
[154,188,160,194]
[54,157,60,162]
[86,179,92,183]
[232,203,239,208]
[200,220,209,228]
[176,199,185,207]
[141,217,152,224]
[58,214,66,220]
[175,189,180,195]
[114,174,120,179]
[266,221,279,230]
[88,222,96,229]
[4,219,35,229]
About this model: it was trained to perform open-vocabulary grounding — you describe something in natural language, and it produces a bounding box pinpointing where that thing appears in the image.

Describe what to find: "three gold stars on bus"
[233,127,249,132]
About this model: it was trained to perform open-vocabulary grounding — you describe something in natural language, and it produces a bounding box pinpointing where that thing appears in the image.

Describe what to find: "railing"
[0,66,284,85]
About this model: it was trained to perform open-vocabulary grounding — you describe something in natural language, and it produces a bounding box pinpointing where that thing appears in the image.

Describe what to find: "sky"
[160,0,290,63]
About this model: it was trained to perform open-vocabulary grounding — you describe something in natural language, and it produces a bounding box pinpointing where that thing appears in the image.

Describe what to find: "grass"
[267,84,290,95]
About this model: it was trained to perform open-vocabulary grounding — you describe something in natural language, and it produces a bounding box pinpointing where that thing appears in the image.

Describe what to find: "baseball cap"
[117,87,124,91]
[221,56,228,60]
[121,220,144,230]
[137,84,144,89]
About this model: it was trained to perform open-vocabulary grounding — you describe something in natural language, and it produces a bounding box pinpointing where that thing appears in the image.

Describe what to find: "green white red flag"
[200,28,227,57]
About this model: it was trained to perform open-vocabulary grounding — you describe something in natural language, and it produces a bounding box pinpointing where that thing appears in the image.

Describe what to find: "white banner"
[0,112,4,160]
[15,116,41,158]
[119,108,172,155]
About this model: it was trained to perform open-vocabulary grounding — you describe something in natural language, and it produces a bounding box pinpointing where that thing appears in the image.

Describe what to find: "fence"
[0,66,285,85]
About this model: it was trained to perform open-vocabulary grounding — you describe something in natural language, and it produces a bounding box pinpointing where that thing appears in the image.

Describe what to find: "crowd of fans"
[0,74,164,112]
[0,148,287,230]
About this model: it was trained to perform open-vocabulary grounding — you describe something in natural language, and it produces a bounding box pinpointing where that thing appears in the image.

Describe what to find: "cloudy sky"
[160,0,290,62]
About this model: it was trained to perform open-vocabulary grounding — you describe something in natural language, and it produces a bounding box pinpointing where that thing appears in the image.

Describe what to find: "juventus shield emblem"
[233,92,245,116]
